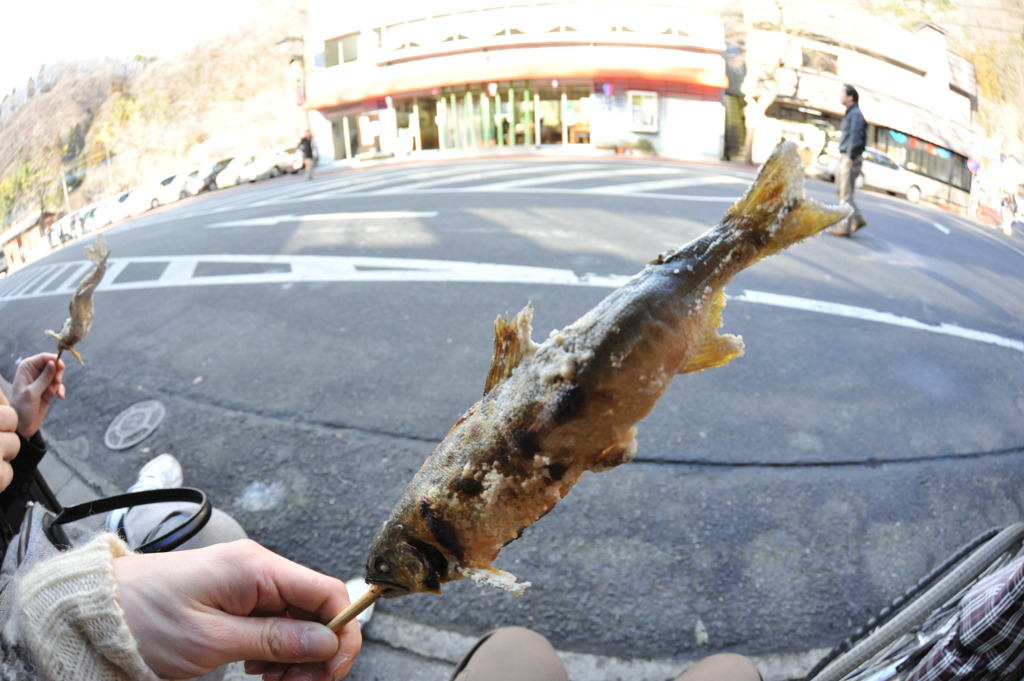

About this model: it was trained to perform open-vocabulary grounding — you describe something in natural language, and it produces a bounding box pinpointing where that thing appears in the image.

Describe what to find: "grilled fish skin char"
[45,235,109,365]
[364,141,851,599]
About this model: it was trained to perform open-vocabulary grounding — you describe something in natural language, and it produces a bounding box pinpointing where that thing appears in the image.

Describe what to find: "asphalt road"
[1,154,1022,676]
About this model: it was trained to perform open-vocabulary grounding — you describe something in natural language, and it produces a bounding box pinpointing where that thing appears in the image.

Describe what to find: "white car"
[240,147,298,182]
[215,153,258,189]
[107,188,145,223]
[140,172,191,209]
[184,158,234,196]
[809,147,926,203]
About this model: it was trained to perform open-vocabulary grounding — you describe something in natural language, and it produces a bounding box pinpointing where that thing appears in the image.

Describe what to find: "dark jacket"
[839,102,866,159]
[0,432,55,554]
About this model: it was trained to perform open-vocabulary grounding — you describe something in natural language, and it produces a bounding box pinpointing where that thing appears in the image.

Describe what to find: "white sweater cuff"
[13,533,162,681]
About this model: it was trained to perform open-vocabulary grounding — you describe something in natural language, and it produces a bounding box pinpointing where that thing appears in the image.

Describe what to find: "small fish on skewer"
[329,141,851,628]
[45,234,110,365]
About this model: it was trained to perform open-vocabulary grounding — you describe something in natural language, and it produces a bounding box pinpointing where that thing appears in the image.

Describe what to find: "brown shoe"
[829,228,851,237]
[851,218,867,232]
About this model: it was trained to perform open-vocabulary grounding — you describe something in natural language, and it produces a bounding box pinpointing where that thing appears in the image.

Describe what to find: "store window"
[875,129,972,192]
[628,91,658,133]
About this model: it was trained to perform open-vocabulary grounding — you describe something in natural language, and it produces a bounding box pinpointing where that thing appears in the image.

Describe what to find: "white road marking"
[2,254,1017,355]
[886,205,952,235]
[583,176,748,194]
[207,211,438,227]
[731,289,1024,354]
[379,163,596,192]
[472,166,679,190]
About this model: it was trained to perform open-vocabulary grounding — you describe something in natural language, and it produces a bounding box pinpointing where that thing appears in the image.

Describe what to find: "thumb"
[229,617,340,664]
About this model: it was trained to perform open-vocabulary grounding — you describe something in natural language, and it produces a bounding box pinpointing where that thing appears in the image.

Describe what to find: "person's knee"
[452,627,568,681]
[675,653,762,681]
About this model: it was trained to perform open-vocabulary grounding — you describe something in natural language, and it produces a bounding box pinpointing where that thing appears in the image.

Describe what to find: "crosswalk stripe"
[103,159,753,226]
[472,166,679,190]
[384,163,595,192]
[584,175,748,194]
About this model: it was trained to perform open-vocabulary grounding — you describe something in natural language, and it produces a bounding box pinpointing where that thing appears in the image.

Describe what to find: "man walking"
[830,84,868,236]
[299,130,316,180]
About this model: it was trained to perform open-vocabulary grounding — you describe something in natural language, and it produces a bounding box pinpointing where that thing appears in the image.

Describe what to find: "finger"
[0,431,17,457]
[260,663,286,681]
[327,619,360,680]
[245,659,268,674]
[258,555,351,620]
[0,406,16,433]
[283,661,329,681]
[218,616,339,666]
[29,360,56,397]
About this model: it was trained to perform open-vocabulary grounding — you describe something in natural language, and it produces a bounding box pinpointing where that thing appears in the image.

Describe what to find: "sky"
[0,0,252,95]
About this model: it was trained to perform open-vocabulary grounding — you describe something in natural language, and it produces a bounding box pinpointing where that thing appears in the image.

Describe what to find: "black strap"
[52,487,211,554]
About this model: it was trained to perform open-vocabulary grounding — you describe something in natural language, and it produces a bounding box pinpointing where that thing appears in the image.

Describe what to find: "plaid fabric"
[905,556,1024,681]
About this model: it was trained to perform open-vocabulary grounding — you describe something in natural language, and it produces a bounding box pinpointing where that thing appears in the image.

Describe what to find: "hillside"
[0,0,306,226]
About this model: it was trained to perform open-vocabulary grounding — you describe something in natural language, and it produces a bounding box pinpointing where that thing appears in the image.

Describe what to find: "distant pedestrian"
[299,130,316,179]
[1001,192,1017,236]
[830,84,868,236]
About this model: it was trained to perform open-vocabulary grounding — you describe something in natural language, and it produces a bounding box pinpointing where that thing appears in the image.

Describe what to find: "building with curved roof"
[301,1,729,162]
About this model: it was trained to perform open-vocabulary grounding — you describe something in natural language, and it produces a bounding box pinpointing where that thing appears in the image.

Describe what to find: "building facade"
[741,0,977,207]
[303,1,729,162]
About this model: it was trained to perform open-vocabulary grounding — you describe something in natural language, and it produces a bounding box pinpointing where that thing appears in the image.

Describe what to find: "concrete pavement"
[1,374,827,681]
[5,153,1019,680]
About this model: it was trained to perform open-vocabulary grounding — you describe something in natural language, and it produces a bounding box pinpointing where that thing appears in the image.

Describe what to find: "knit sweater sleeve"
[9,534,162,681]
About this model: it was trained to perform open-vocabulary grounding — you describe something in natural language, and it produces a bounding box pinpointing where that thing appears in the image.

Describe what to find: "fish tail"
[85,234,110,266]
[726,141,851,258]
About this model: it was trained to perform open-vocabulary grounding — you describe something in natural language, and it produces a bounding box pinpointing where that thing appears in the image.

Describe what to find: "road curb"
[357,610,825,680]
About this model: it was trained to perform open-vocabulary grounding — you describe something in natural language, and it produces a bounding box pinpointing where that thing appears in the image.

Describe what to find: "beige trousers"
[835,153,865,229]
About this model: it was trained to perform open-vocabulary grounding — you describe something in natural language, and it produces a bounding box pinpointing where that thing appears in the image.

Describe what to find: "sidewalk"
[0,376,821,680]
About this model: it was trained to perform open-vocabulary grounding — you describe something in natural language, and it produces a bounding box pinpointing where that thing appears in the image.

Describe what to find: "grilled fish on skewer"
[45,235,109,364]
[364,141,850,599]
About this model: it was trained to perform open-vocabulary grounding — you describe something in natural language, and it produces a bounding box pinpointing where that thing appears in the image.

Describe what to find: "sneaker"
[105,454,184,532]
[345,577,376,629]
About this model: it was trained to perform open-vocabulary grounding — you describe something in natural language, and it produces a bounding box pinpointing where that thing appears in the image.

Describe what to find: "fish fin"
[726,141,851,257]
[679,289,744,374]
[484,303,537,394]
[589,432,639,471]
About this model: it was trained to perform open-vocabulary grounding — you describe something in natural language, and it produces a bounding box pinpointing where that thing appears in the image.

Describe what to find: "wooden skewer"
[327,584,384,632]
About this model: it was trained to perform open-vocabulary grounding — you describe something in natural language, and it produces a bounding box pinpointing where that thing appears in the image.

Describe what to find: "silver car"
[810,147,926,203]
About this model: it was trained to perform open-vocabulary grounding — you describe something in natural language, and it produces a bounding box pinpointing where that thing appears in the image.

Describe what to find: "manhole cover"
[104,400,165,450]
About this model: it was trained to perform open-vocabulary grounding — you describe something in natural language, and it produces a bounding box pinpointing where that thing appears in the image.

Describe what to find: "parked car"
[139,172,190,209]
[215,153,258,189]
[281,146,304,174]
[184,157,234,196]
[240,147,298,182]
[107,187,144,223]
[50,212,79,244]
[80,202,112,231]
[807,146,926,203]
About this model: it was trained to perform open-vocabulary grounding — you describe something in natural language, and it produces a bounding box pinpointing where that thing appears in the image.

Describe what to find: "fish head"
[365,520,449,598]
